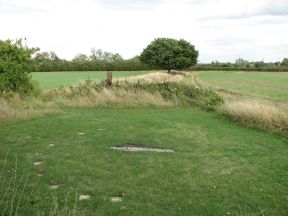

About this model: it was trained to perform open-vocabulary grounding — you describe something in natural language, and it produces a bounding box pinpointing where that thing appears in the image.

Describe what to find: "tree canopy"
[140,38,198,72]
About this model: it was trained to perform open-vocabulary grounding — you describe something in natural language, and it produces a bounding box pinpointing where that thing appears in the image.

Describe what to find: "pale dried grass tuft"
[219,99,288,135]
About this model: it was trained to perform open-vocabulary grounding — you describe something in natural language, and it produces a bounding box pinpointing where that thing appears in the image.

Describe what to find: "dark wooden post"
[106,71,112,86]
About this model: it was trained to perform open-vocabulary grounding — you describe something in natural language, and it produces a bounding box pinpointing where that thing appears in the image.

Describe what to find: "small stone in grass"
[49,144,55,147]
[111,196,123,202]
[34,161,43,166]
[79,195,91,201]
[49,185,60,190]
[78,132,85,135]
[37,173,44,177]
[96,129,102,131]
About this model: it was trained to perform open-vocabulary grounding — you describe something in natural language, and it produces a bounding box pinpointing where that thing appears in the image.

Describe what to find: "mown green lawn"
[197,71,288,100]
[32,71,148,90]
[0,107,287,215]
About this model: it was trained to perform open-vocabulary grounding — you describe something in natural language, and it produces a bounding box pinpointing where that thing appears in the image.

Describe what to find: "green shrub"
[0,39,38,95]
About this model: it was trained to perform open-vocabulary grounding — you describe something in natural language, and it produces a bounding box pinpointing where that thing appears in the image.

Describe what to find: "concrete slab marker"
[110,145,174,153]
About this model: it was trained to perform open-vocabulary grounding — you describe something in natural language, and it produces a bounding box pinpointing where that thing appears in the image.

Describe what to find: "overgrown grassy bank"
[1,71,287,137]
[0,78,223,125]
[219,99,288,136]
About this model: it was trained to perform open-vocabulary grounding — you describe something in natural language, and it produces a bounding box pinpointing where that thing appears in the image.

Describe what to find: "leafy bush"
[0,39,38,95]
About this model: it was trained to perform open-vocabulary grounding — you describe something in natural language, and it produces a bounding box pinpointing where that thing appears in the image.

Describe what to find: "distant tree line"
[33,38,200,72]
[33,50,288,72]
[33,49,156,72]
[190,58,288,72]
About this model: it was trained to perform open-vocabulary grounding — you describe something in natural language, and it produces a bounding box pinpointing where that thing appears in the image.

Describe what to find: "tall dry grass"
[50,88,173,108]
[0,96,59,125]
[0,85,174,125]
[219,99,288,136]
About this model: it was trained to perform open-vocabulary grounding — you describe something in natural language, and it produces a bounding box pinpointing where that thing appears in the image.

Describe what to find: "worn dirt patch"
[110,144,174,153]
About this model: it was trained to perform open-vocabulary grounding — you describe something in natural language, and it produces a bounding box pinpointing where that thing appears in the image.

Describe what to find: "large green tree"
[0,39,38,94]
[140,38,198,72]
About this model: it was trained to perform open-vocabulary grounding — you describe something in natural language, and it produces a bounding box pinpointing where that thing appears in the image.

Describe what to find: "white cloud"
[0,0,287,62]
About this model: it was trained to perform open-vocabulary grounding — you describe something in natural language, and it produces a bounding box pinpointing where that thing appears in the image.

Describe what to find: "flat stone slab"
[110,146,174,153]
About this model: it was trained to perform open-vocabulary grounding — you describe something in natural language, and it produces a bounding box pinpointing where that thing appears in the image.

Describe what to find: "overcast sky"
[1,0,287,62]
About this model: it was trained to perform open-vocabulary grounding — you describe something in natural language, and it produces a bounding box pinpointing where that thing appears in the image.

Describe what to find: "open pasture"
[32,71,149,89]
[197,71,288,100]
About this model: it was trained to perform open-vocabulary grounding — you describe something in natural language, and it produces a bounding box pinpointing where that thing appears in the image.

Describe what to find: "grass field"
[1,71,287,215]
[1,107,287,215]
[197,71,288,100]
[32,71,148,89]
